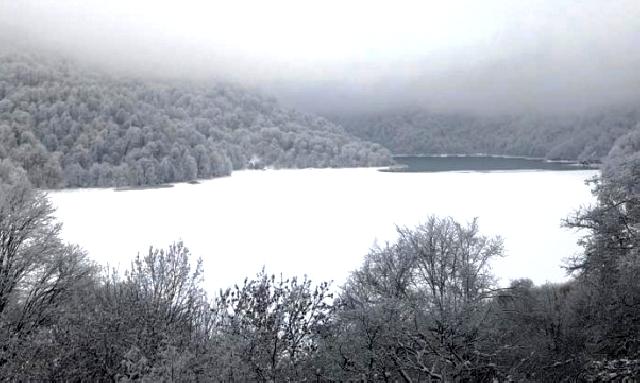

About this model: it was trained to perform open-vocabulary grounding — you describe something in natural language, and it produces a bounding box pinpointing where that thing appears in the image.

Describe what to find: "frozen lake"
[48,167,598,292]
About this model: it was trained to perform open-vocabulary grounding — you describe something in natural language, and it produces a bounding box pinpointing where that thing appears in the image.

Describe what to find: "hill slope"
[0,53,392,188]
[334,110,640,162]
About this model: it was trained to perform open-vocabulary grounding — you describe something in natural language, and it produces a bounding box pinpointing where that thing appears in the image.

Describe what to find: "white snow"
[48,167,598,292]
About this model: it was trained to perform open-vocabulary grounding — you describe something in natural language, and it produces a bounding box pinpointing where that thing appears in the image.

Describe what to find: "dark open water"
[387,155,596,172]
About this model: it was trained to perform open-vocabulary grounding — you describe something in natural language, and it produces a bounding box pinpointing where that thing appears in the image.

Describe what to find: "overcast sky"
[1,0,640,114]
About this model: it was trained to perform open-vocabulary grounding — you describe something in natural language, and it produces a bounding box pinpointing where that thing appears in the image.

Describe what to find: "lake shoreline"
[393,152,601,164]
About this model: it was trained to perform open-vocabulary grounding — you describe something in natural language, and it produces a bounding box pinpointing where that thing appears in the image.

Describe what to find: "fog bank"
[1,0,639,114]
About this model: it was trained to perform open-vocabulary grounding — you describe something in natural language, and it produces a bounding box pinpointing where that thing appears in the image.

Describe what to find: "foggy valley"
[1,0,640,381]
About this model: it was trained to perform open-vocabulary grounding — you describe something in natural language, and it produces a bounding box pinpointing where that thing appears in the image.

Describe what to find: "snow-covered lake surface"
[48,167,598,292]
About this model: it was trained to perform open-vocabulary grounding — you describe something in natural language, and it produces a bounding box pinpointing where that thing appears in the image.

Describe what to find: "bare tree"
[336,216,504,382]
[212,271,334,382]
[0,160,94,376]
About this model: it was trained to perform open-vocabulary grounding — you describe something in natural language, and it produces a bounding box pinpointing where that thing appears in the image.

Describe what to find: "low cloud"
[1,0,639,115]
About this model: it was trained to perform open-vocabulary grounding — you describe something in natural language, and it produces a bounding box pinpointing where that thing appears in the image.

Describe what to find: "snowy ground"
[48,167,597,292]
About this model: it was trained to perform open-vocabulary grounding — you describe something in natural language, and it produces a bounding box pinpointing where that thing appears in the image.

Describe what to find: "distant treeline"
[333,109,640,162]
[1,129,639,381]
[0,53,392,188]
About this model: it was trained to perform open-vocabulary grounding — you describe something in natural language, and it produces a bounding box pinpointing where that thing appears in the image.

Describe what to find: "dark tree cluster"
[334,110,640,162]
[2,130,640,380]
[0,52,392,188]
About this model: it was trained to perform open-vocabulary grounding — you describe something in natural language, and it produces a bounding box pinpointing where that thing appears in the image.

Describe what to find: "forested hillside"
[334,110,640,162]
[2,127,640,380]
[0,53,392,188]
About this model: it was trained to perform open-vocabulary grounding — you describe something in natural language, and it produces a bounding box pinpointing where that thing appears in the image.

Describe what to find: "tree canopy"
[2,159,640,380]
[0,52,392,188]
[334,110,640,162]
